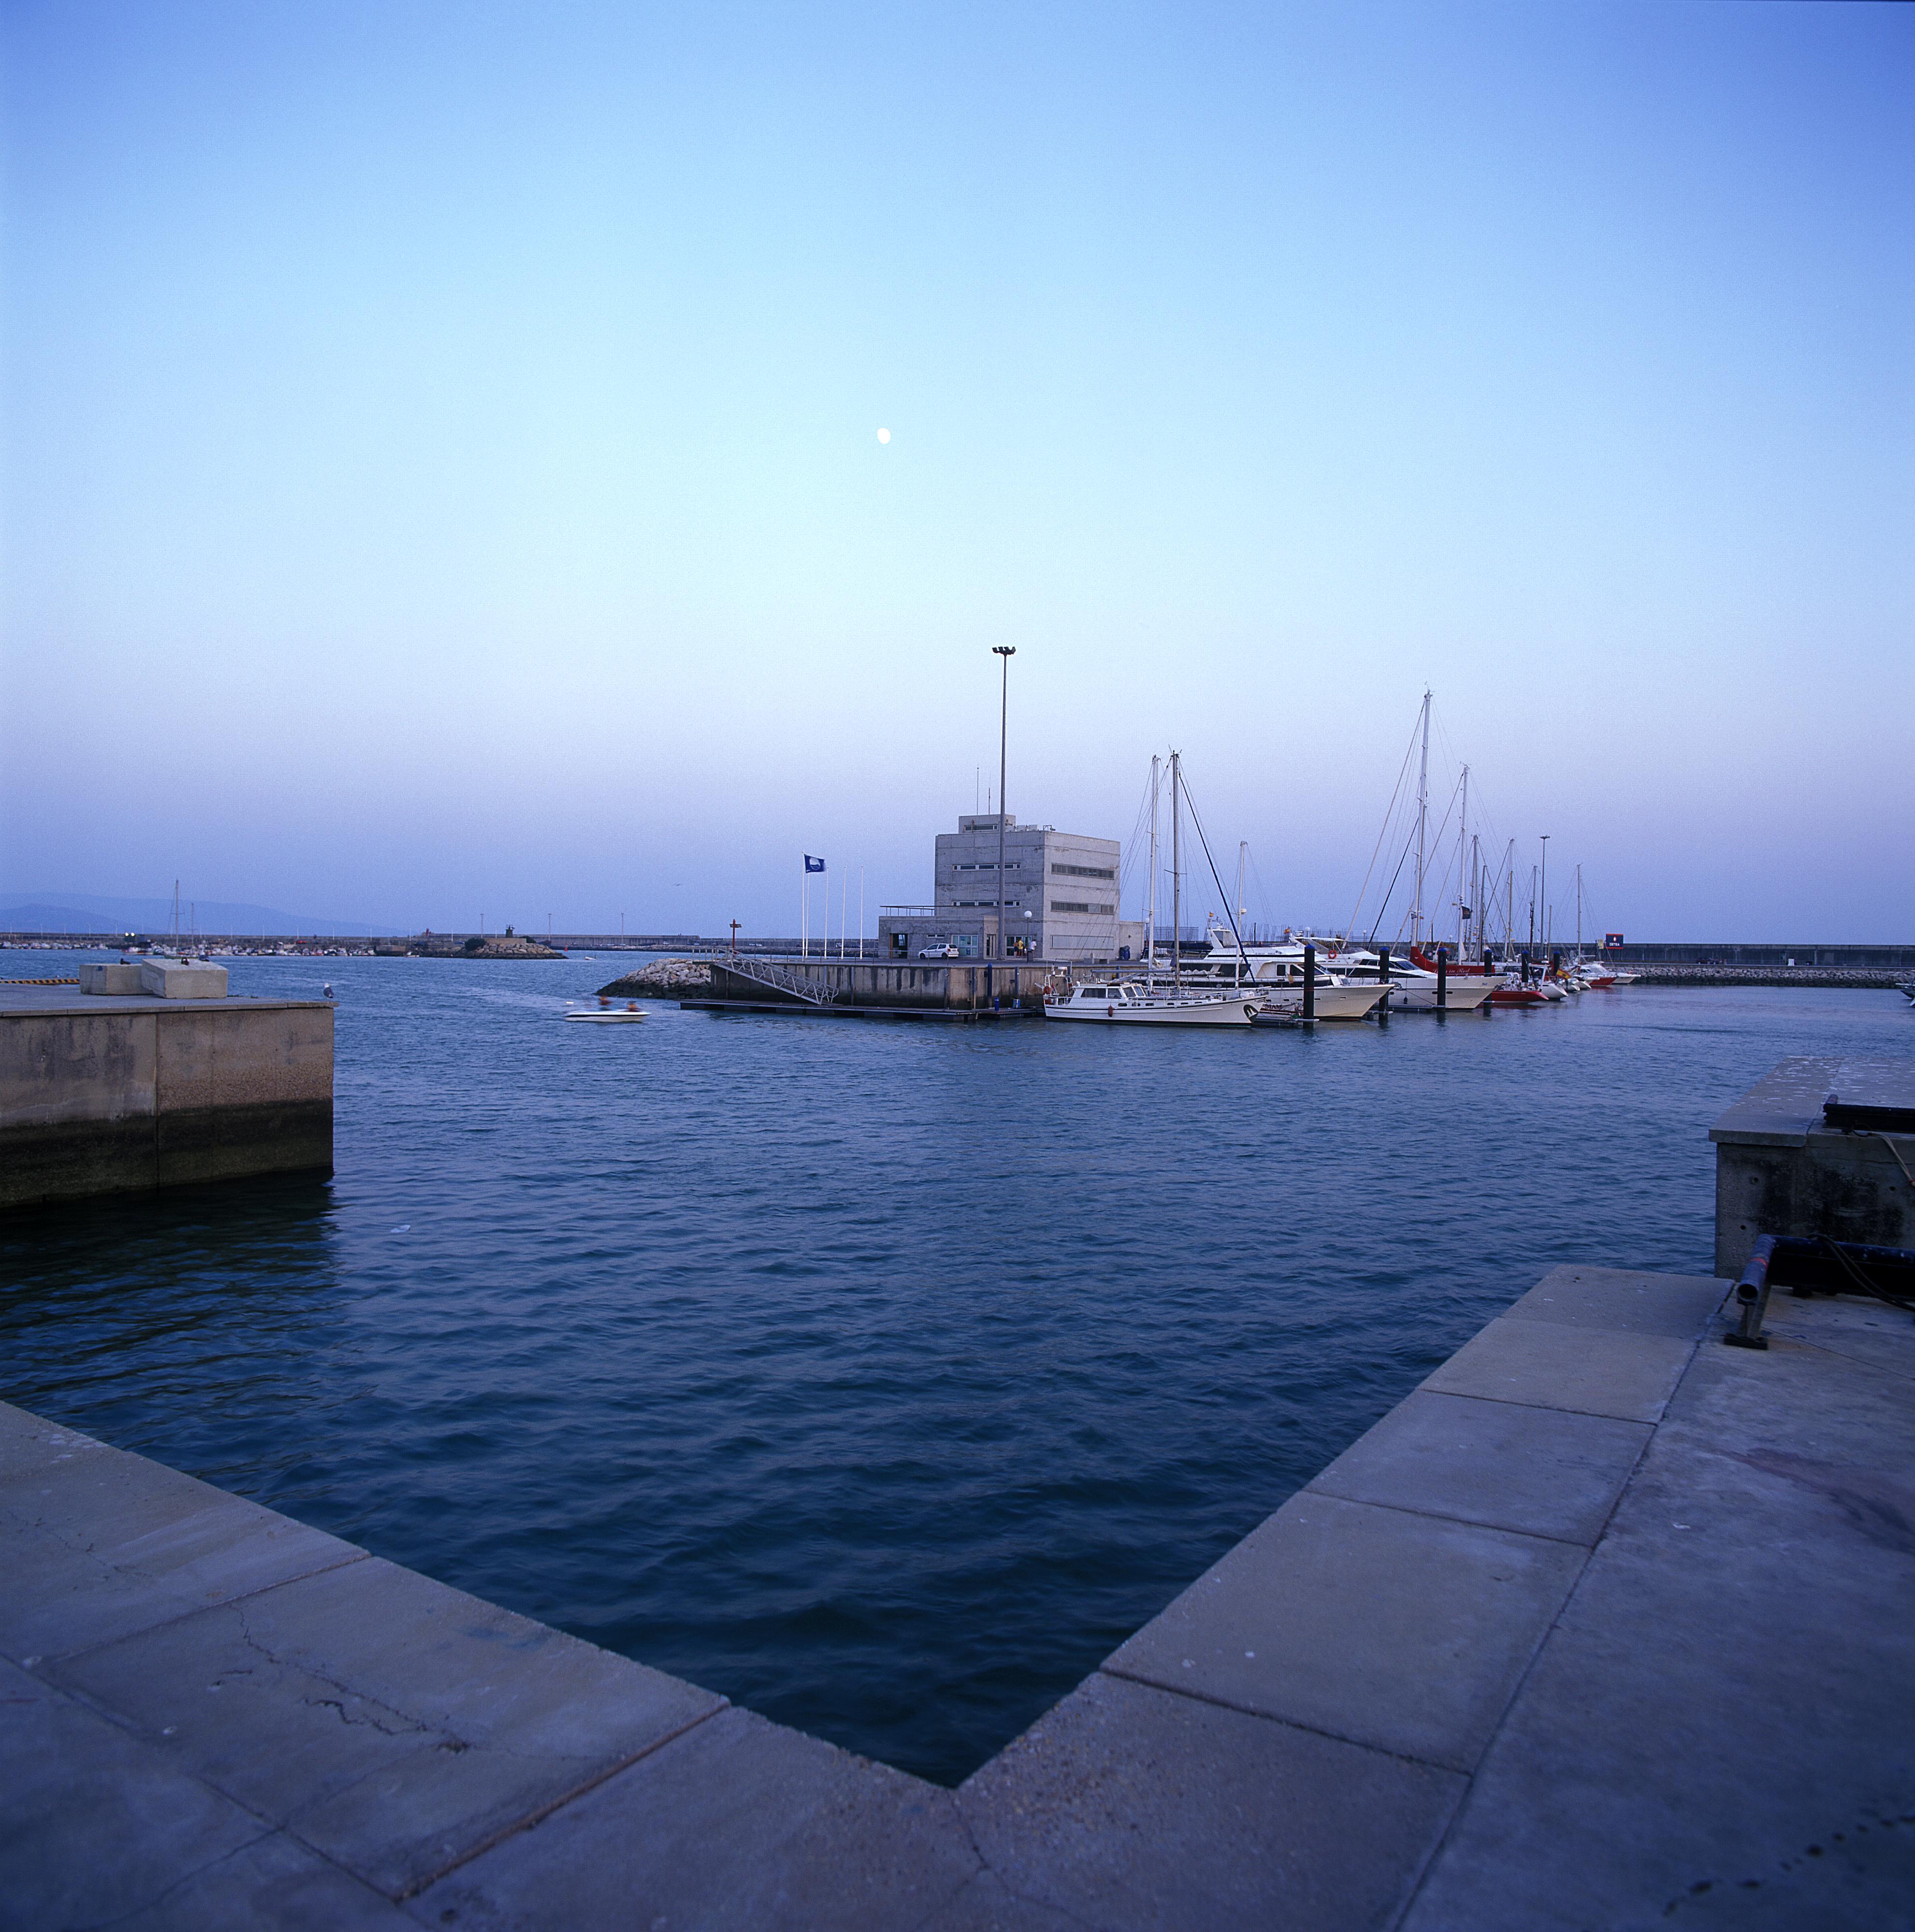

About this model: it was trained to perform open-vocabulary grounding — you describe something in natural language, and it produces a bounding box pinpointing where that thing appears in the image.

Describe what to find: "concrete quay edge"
[1709,1053,1915,1148]
[7,1262,1915,1930]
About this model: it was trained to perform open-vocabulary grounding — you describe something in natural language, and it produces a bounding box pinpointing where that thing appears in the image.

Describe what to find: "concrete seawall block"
[79,962,144,995]
[137,958,230,999]
[0,1009,156,1128]
[0,997,333,1207]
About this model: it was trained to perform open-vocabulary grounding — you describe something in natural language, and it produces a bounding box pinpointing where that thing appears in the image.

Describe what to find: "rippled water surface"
[4,951,1908,1781]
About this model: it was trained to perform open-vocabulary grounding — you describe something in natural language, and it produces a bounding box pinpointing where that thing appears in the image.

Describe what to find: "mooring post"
[1303,942,1316,1021]
[1437,944,1448,1009]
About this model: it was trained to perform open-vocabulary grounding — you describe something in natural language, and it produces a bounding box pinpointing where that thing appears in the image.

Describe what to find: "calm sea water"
[3,950,1909,1782]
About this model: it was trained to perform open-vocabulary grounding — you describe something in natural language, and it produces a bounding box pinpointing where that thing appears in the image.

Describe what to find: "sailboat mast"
[1235,841,1247,945]
[1146,754,1160,975]
[1469,836,1481,962]
[1456,764,1469,951]
[1575,864,1583,959]
[1412,688,1430,945]
[1504,840,1515,964]
[1171,750,1182,991]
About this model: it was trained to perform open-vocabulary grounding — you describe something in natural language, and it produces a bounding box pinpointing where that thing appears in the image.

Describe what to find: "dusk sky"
[3,1,1909,940]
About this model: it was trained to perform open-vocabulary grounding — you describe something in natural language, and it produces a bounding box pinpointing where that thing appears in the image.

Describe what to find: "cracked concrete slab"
[0,1652,271,1931]
[0,1408,365,1662]
[46,1557,725,1900]
[958,1671,1463,1932]
[104,1830,416,1931]
[406,1705,980,1931]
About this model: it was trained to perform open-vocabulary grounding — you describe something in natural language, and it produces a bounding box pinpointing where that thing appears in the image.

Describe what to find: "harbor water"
[3,949,1908,1784]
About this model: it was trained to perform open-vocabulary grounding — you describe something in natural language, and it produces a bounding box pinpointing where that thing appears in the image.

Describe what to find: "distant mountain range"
[0,892,400,937]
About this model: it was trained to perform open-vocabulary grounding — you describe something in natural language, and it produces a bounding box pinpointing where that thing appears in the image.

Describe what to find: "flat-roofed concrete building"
[878,815,1121,962]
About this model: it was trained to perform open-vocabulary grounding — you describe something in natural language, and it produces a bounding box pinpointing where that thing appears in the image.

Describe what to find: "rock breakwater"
[597,958,713,998]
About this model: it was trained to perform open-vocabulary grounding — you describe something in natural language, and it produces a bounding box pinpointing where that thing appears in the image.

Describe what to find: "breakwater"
[1626,964,1904,988]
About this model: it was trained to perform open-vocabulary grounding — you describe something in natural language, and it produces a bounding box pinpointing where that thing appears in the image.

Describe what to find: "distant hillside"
[0,892,400,937]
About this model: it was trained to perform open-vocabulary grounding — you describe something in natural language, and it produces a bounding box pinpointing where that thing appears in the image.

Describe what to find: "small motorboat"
[561,1000,646,1023]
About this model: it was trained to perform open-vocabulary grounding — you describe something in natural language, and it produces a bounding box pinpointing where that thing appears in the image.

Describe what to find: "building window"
[1050,901,1114,915]
[954,862,1021,871]
[1051,863,1115,879]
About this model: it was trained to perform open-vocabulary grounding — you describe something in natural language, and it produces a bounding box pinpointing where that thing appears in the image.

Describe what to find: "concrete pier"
[6,1261,1912,1928]
[697,956,1060,1016]
[0,983,333,1211]
[1711,1055,1915,1275]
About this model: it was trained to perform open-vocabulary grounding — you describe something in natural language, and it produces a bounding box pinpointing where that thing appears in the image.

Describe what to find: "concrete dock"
[0,981,332,1212]
[6,1260,1911,1929]
[1711,1055,1914,1275]
[693,955,1060,1016]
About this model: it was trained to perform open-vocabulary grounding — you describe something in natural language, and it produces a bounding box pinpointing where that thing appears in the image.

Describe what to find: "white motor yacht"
[1316,947,1500,1012]
[1044,981,1264,1026]
[560,1000,647,1023]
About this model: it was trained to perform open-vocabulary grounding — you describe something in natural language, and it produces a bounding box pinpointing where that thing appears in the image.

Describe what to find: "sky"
[3,0,1910,941]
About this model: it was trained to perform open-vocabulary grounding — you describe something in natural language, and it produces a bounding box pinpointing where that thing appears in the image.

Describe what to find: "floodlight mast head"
[992,647,1016,967]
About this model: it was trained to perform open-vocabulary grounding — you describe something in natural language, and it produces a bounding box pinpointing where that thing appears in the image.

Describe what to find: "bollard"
[1519,948,1530,983]
[1377,946,1391,983]
[1723,1234,1778,1350]
[1436,945,1447,1009]
[1303,943,1316,1020]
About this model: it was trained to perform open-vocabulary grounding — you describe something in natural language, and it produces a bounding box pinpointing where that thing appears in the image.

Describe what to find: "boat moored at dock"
[1044,981,1263,1026]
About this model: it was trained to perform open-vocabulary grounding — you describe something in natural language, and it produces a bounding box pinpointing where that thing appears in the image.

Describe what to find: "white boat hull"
[1046,993,1262,1026]
[1381,979,1497,1012]
[1250,983,1391,1020]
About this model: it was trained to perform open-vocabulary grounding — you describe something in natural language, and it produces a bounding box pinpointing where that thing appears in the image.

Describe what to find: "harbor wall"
[0,998,333,1211]
[705,958,1059,1012]
[1601,941,1915,969]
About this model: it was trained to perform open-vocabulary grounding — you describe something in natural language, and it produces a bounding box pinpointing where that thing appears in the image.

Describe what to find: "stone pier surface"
[0,982,332,1211]
[4,1265,1912,1929]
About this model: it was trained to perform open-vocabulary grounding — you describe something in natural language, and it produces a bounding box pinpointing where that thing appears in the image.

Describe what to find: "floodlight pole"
[993,646,1016,967]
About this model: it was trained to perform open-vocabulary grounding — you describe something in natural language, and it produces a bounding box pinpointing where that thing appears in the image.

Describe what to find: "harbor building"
[879,814,1121,962]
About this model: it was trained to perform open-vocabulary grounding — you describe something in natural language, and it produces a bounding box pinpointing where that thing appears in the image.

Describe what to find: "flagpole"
[800,865,806,959]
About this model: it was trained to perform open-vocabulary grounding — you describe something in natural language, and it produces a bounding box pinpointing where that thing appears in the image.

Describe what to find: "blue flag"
[804,854,826,873]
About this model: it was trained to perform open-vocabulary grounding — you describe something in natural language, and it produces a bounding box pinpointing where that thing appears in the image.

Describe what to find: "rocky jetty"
[596,957,713,998]
[378,932,565,960]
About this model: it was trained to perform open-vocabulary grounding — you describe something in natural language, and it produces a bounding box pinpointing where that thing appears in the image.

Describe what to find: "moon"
[877,427,891,444]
